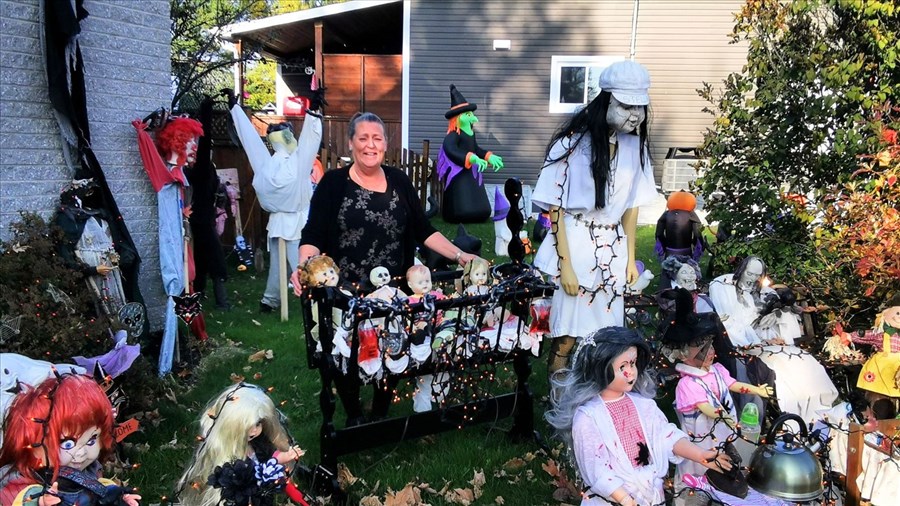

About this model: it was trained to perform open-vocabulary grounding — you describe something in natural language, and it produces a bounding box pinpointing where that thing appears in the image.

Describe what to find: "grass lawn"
[125,219,666,505]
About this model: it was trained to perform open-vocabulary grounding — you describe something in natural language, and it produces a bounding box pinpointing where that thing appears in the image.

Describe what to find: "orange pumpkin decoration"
[667,191,696,212]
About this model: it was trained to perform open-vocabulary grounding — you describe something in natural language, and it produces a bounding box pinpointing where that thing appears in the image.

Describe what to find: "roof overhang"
[222,0,403,60]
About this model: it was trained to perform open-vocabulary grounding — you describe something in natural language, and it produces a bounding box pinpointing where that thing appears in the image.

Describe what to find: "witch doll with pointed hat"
[437,84,504,223]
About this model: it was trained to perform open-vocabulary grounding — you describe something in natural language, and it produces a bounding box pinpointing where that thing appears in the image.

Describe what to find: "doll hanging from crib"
[176,383,308,506]
[545,326,734,506]
[660,288,775,501]
[0,374,141,506]
[406,265,451,412]
[299,256,358,363]
[367,266,410,375]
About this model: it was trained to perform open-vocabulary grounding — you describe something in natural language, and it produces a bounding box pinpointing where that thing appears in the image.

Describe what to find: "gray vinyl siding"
[408,0,747,186]
[0,0,171,329]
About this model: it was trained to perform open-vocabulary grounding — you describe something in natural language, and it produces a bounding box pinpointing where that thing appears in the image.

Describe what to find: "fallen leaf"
[11,242,29,253]
[523,452,536,462]
[229,373,245,383]
[443,488,474,505]
[251,319,262,326]
[359,496,383,506]
[502,457,526,472]
[468,470,485,499]
[494,497,505,505]
[337,463,358,489]
[265,349,274,359]
[384,483,421,506]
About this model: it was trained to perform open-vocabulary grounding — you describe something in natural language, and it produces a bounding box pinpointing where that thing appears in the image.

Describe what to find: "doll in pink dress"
[546,327,732,506]
[661,288,773,493]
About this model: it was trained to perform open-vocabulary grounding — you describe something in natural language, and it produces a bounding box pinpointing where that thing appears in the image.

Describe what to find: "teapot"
[746,413,824,502]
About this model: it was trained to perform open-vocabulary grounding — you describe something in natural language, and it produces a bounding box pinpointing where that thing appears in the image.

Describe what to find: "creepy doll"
[545,327,732,506]
[406,265,448,412]
[367,266,409,375]
[0,374,140,506]
[176,383,307,506]
[660,288,773,494]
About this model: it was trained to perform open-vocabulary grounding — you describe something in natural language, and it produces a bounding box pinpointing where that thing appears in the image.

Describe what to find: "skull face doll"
[365,266,409,375]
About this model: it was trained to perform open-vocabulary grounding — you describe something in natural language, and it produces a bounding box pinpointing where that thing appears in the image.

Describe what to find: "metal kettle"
[746,413,824,502]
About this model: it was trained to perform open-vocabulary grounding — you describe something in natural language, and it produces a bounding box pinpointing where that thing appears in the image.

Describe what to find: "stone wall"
[0,0,171,328]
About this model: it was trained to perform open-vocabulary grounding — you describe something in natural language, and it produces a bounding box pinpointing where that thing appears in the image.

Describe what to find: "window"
[549,55,624,114]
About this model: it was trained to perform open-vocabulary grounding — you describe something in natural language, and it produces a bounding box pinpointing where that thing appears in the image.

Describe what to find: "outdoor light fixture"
[493,39,511,51]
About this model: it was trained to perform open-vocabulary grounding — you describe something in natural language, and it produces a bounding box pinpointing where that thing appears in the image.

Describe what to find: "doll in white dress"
[533,61,659,377]
[545,327,733,506]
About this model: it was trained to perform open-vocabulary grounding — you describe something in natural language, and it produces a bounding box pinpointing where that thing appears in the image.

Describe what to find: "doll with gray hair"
[545,327,733,506]
[176,383,306,506]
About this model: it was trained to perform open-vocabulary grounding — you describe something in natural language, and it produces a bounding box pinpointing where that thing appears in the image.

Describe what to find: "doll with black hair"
[532,60,659,379]
[545,327,732,506]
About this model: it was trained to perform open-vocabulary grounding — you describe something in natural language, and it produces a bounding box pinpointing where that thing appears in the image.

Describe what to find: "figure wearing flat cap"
[436,84,504,223]
[532,60,658,377]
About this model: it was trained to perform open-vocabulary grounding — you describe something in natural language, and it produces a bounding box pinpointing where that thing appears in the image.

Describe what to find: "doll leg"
[548,336,576,376]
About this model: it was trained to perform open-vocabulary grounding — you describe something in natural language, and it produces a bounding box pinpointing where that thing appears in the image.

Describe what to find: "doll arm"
[695,401,736,428]
[730,381,772,398]
[622,207,640,285]
[20,483,61,506]
[274,445,305,465]
[550,206,579,296]
[673,437,733,473]
[846,328,885,348]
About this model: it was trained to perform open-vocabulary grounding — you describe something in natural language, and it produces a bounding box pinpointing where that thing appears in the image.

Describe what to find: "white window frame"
[549,55,624,114]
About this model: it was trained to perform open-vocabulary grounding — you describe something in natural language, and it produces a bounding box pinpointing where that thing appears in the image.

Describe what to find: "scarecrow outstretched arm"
[230,104,271,173]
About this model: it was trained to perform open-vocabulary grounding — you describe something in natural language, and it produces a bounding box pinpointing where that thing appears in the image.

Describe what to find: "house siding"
[408,0,747,186]
[0,0,171,329]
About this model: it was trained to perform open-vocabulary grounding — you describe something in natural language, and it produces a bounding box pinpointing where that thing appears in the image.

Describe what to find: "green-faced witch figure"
[437,84,504,223]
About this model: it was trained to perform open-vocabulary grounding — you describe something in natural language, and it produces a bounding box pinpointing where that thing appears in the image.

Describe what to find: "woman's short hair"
[348,112,386,139]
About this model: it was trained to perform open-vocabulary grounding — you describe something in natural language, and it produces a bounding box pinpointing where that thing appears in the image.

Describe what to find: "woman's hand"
[458,252,476,267]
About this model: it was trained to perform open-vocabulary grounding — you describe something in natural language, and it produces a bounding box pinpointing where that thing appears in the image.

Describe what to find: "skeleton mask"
[370,266,391,288]
[117,303,146,337]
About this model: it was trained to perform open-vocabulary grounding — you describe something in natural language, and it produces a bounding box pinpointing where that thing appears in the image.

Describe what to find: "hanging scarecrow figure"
[133,114,209,375]
[229,80,325,315]
[437,84,504,223]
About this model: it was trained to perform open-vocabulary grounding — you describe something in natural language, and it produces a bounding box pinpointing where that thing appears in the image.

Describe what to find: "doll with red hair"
[133,115,208,375]
[0,374,140,505]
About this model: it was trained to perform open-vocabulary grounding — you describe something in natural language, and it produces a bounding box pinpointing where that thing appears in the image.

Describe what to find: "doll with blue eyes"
[0,374,141,506]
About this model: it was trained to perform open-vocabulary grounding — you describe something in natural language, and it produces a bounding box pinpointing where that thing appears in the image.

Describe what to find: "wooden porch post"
[235,39,244,106]
[314,21,324,93]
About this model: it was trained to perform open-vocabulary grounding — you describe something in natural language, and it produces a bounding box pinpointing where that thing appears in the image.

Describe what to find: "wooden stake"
[279,237,288,322]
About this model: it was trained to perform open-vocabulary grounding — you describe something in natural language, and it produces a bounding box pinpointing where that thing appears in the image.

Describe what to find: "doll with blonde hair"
[0,374,140,506]
[177,383,306,506]
[300,254,340,287]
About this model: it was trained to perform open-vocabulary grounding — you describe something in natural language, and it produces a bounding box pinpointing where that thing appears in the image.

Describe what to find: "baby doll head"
[406,265,433,296]
[178,383,291,506]
[302,255,339,287]
[0,374,114,483]
[571,327,654,397]
[462,257,491,287]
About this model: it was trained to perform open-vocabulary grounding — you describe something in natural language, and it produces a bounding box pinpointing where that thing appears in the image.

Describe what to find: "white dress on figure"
[230,105,322,308]
[572,393,687,506]
[708,274,839,423]
[532,133,657,337]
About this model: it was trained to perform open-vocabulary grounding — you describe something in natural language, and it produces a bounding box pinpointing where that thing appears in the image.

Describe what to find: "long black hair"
[543,91,651,209]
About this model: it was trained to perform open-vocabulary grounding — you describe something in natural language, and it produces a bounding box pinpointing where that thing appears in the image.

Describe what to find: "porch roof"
[221,0,403,59]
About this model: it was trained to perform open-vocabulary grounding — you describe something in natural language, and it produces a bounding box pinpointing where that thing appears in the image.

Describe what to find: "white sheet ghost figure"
[1,353,85,444]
